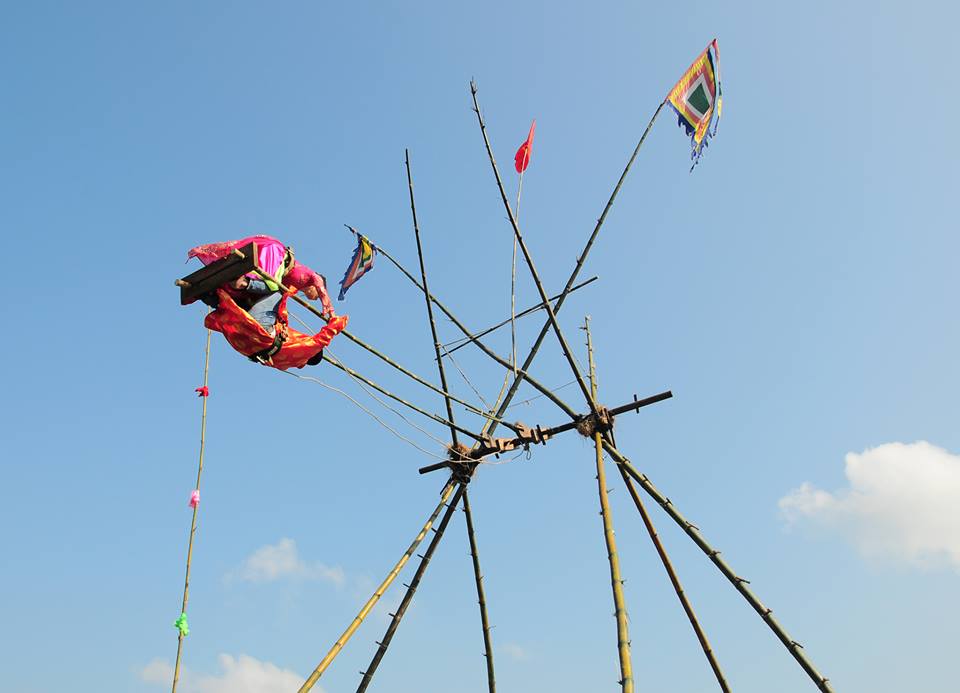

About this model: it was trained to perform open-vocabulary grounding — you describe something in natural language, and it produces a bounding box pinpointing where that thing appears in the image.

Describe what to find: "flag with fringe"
[338,232,376,300]
[667,39,722,169]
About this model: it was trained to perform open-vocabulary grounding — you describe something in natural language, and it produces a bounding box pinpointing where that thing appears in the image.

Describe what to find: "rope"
[323,348,452,449]
[171,328,213,693]
[504,380,578,410]
[288,312,453,447]
[438,342,494,414]
[290,313,511,432]
[282,370,450,462]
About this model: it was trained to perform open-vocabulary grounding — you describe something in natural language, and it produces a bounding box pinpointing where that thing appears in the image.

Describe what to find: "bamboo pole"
[442,277,598,355]
[171,328,212,693]
[602,439,835,693]
[614,457,731,693]
[336,232,580,424]
[355,483,466,692]
[298,480,456,693]
[319,353,485,442]
[482,96,667,437]
[470,81,597,413]
[343,224,597,360]
[462,489,496,693]
[405,149,460,447]
[584,318,633,693]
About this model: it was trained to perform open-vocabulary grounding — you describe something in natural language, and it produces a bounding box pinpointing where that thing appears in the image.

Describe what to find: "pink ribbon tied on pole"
[189,490,200,508]
[195,386,209,397]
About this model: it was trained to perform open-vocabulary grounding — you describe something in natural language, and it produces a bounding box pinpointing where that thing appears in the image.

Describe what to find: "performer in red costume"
[186,235,348,369]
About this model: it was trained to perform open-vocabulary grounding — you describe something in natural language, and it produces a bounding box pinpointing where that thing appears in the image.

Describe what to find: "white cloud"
[780,441,960,570]
[501,643,529,661]
[141,658,174,683]
[228,538,345,586]
[141,654,312,693]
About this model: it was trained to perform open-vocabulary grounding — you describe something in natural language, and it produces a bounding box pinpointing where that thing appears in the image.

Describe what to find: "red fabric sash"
[204,289,348,370]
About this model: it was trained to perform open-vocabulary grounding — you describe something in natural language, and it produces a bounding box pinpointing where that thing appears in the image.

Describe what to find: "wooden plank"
[178,242,259,305]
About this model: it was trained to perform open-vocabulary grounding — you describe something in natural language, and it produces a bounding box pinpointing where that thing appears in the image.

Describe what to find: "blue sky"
[2,2,958,692]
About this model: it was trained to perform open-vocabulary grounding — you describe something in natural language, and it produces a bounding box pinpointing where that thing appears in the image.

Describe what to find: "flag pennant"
[667,39,722,170]
[514,120,536,173]
[338,231,376,301]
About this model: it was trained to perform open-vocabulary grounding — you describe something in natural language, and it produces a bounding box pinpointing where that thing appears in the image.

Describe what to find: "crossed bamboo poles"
[287,82,834,693]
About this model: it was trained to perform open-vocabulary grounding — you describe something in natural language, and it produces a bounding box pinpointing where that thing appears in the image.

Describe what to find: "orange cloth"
[204,289,348,370]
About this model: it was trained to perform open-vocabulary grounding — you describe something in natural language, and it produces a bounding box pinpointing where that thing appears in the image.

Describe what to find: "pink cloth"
[187,235,335,316]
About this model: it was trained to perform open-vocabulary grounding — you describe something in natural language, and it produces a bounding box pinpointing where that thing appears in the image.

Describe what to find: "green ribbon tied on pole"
[174,612,190,637]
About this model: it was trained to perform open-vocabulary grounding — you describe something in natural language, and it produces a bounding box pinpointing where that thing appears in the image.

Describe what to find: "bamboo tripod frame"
[175,77,834,693]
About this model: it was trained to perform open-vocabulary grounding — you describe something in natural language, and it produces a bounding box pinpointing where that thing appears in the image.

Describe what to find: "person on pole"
[185,235,348,369]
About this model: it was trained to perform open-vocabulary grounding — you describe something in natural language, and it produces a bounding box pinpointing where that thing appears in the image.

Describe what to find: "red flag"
[514,120,536,173]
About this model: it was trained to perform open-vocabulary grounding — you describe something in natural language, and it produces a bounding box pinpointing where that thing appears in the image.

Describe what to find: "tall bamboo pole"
[470,82,597,413]
[614,459,731,692]
[462,489,496,693]
[356,484,466,692]
[171,329,212,693]
[472,82,667,436]
[584,318,633,693]
[405,149,460,448]
[298,480,456,693]
[602,439,834,693]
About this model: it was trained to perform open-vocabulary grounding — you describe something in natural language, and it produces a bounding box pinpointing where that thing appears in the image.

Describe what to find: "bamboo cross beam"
[470,81,598,414]
[355,483,467,693]
[585,317,634,693]
[405,149,460,447]
[441,277,599,356]
[601,438,835,693]
[417,389,673,474]
[298,480,456,693]
[462,489,496,693]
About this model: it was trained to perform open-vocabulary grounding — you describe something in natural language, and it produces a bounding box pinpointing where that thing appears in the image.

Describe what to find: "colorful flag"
[667,39,722,169]
[514,120,536,173]
[338,231,376,301]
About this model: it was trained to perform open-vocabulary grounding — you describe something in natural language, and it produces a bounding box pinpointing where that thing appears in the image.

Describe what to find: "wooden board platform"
[177,242,259,305]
